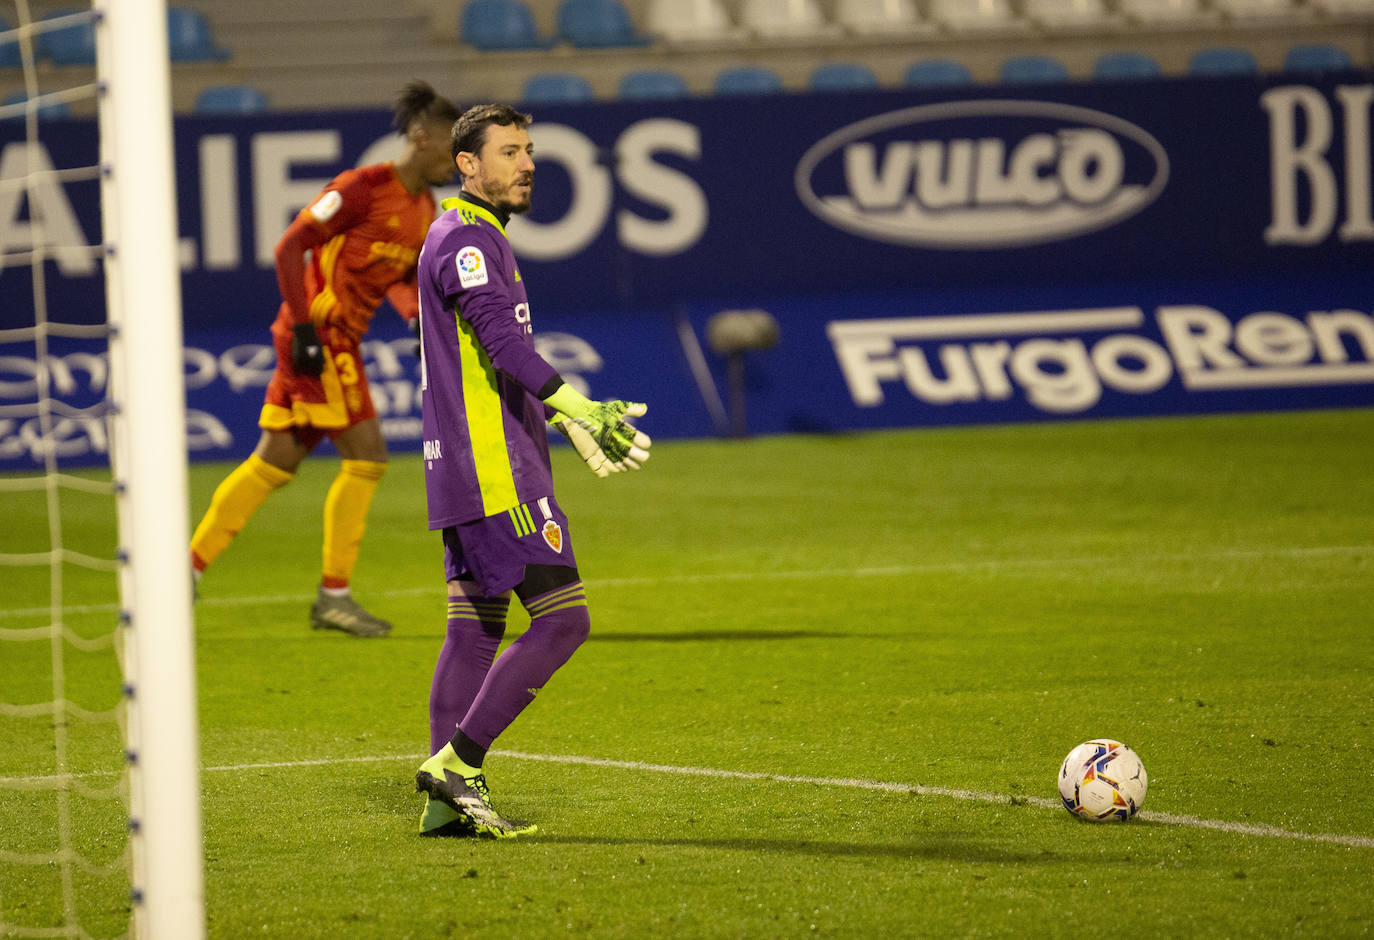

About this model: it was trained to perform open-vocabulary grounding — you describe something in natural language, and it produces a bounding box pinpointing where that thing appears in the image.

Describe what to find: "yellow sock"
[190,454,293,571]
[321,459,386,589]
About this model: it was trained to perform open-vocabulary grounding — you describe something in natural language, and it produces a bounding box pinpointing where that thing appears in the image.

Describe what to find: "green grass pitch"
[3,408,1372,937]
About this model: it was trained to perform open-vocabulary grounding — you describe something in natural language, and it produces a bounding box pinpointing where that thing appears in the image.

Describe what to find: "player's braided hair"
[392,80,461,134]
[450,104,533,163]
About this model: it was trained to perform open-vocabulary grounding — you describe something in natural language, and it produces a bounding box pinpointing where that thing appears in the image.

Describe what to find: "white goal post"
[96,1,206,937]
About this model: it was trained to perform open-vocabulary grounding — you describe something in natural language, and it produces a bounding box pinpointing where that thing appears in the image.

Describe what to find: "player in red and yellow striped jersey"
[190,81,460,636]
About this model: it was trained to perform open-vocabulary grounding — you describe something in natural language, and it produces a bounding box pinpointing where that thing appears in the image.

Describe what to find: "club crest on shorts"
[541,520,563,553]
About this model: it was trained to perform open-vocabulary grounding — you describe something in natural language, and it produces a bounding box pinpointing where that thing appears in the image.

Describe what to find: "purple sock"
[457,581,590,749]
[428,593,510,755]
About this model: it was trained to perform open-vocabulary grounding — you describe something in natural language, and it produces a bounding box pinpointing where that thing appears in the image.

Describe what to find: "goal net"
[0,2,204,937]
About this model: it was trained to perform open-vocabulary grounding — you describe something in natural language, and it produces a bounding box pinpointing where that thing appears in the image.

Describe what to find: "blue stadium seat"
[167,6,230,62]
[999,55,1070,84]
[556,0,651,47]
[903,60,973,87]
[1092,51,1163,80]
[2,91,72,120]
[808,62,880,92]
[194,85,268,114]
[37,9,96,66]
[713,66,783,95]
[617,69,690,99]
[1,17,21,69]
[461,0,550,50]
[1283,44,1353,73]
[1188,47,1259,76]
[520,72,595,104]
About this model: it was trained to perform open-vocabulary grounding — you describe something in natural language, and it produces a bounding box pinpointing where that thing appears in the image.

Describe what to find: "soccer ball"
[1057,739,1148,822]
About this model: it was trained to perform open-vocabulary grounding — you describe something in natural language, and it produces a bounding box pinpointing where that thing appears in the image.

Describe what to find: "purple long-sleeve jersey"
[417,195,560,528]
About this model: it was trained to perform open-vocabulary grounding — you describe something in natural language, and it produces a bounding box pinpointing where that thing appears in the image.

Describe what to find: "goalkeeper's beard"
[491,177,533,216]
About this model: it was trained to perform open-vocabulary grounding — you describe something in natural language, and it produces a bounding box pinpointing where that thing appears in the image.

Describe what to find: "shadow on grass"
[590,629,844,643]
[363,629,847,644]
[522,833,1082,864]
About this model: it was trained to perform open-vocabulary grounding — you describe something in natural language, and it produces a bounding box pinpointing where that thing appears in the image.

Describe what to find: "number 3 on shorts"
[334,352,358,385]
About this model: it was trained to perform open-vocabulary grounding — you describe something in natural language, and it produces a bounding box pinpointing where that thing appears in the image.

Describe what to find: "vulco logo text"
[828,306,1374,413]
[796,102,1169,249]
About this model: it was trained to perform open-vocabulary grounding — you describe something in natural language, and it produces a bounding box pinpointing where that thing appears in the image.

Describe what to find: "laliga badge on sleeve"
[456,246,488,288]
[541,520,563,553]
[309,190,343,223]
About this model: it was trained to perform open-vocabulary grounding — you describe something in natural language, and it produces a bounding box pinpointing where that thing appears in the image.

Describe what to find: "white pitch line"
[2,544,1370,621]
[496,751,1374,849]
[4,749,1372,850]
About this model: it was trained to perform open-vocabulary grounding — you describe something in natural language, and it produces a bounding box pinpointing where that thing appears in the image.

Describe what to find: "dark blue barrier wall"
[2,74,1373,467]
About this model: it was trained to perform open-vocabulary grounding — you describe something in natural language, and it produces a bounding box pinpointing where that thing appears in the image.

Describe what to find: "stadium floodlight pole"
[95,0,207,937]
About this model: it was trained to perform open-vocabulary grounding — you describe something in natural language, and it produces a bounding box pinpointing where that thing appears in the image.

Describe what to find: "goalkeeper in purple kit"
[413,104,651,838]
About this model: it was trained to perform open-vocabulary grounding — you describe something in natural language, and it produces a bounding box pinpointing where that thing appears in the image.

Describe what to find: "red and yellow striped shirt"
[275,162,436,343]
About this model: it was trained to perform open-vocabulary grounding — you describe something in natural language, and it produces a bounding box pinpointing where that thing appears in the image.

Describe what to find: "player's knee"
[341,458,387,481]
[523,573,589,659]
[564,605,591,649]
[538,603,589,660]
[253,437,306,476]
[246,453,295,488]
[336,419,388,463]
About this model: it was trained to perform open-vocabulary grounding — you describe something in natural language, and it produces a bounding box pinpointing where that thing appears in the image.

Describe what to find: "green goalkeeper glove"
[550,416,618,478]
[544,383,651,471]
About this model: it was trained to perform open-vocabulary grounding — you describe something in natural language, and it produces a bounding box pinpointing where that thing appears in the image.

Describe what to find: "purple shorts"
[442,495,577,597]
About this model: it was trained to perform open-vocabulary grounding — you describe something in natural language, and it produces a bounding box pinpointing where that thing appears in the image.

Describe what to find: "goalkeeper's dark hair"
[392,81,460,134]
[451,103,533,163]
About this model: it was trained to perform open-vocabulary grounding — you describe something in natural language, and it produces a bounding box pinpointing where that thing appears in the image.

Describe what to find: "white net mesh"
[2,3,135,937]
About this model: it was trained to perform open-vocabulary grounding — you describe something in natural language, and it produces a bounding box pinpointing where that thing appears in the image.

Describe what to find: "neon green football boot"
[415,744,538,840]
[420,795,473,838]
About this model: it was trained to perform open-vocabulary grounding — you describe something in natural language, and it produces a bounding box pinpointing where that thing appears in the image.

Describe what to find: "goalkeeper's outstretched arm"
[431,225,652,473]
[543,381,651,471]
